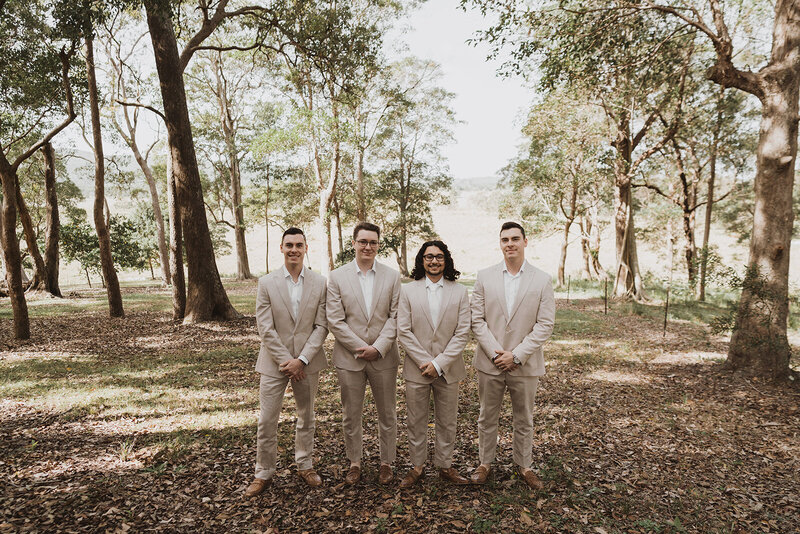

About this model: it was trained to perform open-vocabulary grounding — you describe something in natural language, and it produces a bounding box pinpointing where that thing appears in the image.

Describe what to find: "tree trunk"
[579,217,593,280]
[698,89,724,301]
[356,146,366,221]
[264,167,270,274]
[167,152,186,320]
[145,2,239,322]
[0,158,30,339]
[86,36,124,318]
[333,191,343,256]
[14,175,46,291]
[612,117,645,300]
[727,85,798,379]
[557,220,571,287]
[42,142,61,297]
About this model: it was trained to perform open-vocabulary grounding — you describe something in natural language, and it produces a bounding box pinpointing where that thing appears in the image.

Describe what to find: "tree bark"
[145,3,239,322]
[14,175,46,291]
[0,158,30,338]
[167,154,186,320]
[42,142,61,297]
[86,36,124,318]
[698,89,724,301]
[579,217,593,280]
[356,146,366,221]
[558,221,571,287]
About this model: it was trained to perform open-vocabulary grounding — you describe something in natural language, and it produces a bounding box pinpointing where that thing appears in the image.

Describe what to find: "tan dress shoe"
[378,464,394,484]
[439,467,469,485]
[345,465,361,485]
[298,468,323,488]
[399,468,424,489]
[469,465,492,485]
[518,467,544,490]
[244,477,271,498]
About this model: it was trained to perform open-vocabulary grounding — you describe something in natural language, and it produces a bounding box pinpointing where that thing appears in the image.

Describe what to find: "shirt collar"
[503,261,526,277]
[283,265,305,281]
[355,261,376,276]
[425,276,444,289]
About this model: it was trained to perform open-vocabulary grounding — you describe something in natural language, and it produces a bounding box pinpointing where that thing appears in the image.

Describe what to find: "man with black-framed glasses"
[397,240,471,488]
[327,222,401,485]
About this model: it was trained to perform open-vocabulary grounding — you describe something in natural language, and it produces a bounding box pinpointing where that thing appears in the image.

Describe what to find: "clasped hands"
[279,358,306,382]
[355,345,380,361]
[494,350,519,372]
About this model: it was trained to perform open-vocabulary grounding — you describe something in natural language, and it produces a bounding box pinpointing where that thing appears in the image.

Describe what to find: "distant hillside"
[454,176,499,191]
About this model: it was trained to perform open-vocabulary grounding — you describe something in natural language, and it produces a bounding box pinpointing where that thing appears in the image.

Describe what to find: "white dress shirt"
[284,265,309,365]
[356,261,376,320]
[503,262,525,317]
[426,276,445,376]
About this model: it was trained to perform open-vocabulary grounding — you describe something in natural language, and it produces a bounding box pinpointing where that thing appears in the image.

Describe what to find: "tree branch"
[115,99,166,121]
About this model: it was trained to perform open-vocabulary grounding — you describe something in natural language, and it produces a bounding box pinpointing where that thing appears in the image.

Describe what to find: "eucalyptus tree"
[501,90,612,287]
[464,0,695,301]
[0,0,79,338]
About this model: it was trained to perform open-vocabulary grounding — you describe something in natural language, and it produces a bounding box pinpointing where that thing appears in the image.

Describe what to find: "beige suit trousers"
[477,371,539,469]
[405,377,459,468]
[336,365,397,464]
[255,372,319,480]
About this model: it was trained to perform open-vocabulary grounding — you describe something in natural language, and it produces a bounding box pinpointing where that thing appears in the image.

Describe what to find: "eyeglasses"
[423,254,445,262]
[355,239,379,248]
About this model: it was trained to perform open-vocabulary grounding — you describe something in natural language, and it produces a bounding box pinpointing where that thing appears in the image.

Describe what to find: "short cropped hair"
[282,227,306,243]
[500,221,526,238]
[352,221,381,240]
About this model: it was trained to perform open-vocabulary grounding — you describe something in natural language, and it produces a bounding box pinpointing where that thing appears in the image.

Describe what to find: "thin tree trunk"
[334,191,343,256]
[14,176,46,291]
[0,158,30,338]
[264,167,270,274]
[356,146,366,221]
[167,152,186,320]
[131,140,171,286]
[698,89,724,301]
[86,36,124,318]
[145,2,239,322]
[42,142,61,297]
[557,220,571,287]
[579,218,593,280]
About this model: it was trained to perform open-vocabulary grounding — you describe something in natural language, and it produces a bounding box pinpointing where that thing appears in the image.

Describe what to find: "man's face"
[500,227,527,262]
[353,229,380,264]
[422,245,445,278]
[280,233,306,267]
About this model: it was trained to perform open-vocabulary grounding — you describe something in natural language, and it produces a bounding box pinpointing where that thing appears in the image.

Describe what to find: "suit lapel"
[508,262,535,322]
[347,262,369,320]
[369,265,386,322]
[273,271,296,322]
[495,262,510,323]
[417,280,435,330]
[294,271,315,332]
[434,280,455,332]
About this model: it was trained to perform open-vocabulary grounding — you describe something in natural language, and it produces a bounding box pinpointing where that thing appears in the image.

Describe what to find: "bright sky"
[393,0,533,181]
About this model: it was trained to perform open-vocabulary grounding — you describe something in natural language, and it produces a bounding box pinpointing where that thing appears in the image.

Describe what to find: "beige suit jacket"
[326,260,401,371]
[398,278,470,385]
[471,260,555,377]
[255,268,328,378]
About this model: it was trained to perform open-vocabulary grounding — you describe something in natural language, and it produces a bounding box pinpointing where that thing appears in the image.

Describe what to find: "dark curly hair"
[410,240,460,281]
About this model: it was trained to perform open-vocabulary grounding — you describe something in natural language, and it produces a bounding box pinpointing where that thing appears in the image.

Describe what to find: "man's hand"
[494,350,519,372]
[420,362,439,378]
[355,345,380,361]
[280,358,307,381]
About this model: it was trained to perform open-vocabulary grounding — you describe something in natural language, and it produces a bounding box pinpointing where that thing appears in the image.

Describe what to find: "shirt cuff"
[298,355,309,365]
[431,360,443,376]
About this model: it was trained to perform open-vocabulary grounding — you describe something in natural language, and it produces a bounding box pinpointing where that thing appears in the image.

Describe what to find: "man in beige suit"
[397,240,471,488]
[245,227,328,497]
[470,221,555,490]
[327,222,401,485]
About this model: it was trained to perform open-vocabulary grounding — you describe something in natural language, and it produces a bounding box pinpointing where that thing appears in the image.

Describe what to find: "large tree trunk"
[42,142,61,297]
[727,87,798,379]
[167,154,186,320]
[0,157,30,339]
[14,176,46,291]
[612,117,645,300]
[146,4,238,322]
[86,36,124,318]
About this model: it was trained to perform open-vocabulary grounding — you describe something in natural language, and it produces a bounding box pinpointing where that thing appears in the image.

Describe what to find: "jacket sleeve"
[511,277,555,364]
[471,275,503,360]
[326,272,368,352]
[255,278,294,365]
[433,286,470,373]
[372,272,400,358]
[397,286,433,367]
[298,277,329,363]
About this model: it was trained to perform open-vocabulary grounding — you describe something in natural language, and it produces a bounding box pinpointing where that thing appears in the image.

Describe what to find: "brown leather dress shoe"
[345,465,361,485]
[244,477,271,498]
[378,464,394,484]
[439,467,469,485]
[518,467,544,490]
[298,468,323,488]
[469,465,492,485]
[399,467,424,489]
